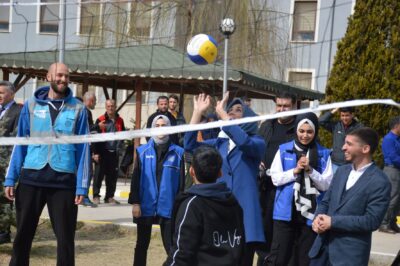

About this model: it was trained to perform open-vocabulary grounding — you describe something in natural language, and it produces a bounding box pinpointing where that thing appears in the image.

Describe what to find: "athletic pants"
[10,183,77,266]
[93,150,118,200]
[266,220,316,266]
[133,219,171,266]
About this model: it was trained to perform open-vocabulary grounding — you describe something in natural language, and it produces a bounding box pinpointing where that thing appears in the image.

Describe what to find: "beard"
[153,135,169,144]
[278,115,294,124]
[50,81,68,95]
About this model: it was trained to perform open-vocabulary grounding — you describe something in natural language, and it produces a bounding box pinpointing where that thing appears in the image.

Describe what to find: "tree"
[322,0,400,165]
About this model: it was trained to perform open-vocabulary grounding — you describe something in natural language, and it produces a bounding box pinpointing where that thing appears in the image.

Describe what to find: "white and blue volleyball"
[187,34,218,65]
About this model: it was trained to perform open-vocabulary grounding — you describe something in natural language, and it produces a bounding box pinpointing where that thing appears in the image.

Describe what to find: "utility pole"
[58,0,66,63]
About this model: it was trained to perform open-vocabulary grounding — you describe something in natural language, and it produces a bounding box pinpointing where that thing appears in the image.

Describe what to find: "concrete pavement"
[40,180,400,264]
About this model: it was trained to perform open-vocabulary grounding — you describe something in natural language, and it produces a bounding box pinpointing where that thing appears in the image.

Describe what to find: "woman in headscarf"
[267,112,333,266]
[184,93,265,266]
[128,115,185,266]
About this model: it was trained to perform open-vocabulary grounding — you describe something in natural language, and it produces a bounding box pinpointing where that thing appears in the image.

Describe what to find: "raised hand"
[194,93,211,114]
[190,93,211,124]
[216,92,230,121]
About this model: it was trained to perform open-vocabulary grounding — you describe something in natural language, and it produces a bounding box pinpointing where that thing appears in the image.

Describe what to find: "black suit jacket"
[0,102,22,137]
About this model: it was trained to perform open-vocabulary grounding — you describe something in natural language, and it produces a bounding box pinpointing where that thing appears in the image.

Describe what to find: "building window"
[40,0,59,34]
[80,0,100,35]
[292,0,317,42]
[129,2,151,38]
[0,0,10,32]
[288,71,313,89]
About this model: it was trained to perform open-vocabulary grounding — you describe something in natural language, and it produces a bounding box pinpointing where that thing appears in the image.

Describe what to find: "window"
[129,2,151,38]
[0,0,10,31]
[111,2,129,44]
[40,0,59,34]
[292,0,317,42]
[288,71,313,89]
[80,0,100,35]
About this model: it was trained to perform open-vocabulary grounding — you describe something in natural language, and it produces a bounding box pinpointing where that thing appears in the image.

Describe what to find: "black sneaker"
[104,198,120,205]
[82,198,98,208]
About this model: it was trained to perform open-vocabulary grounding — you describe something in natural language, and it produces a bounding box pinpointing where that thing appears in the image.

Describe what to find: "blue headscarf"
[226,98,258,135]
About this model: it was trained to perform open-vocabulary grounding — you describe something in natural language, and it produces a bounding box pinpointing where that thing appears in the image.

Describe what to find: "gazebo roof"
[0,44,324,100]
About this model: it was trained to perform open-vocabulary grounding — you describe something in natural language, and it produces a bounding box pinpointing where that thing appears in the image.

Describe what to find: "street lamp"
[220,18,235,95]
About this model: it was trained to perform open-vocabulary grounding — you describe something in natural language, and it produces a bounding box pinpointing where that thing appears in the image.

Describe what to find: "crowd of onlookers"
[0,62,399,266]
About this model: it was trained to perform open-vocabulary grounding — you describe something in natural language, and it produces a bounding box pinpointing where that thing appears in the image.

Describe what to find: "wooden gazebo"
[0,44,324,145]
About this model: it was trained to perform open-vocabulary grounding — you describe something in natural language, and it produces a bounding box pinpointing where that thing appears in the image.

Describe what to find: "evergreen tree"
[322,0,400,164]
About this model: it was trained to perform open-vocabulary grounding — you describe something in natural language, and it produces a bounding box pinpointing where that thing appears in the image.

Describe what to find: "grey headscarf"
[151,115,171,144]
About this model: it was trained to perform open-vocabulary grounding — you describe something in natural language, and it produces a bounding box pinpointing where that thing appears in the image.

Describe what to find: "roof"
[0,45,324,100]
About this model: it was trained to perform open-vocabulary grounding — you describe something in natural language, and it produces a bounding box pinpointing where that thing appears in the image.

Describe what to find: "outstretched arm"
[185,94,215,153]
[319,108,338,132]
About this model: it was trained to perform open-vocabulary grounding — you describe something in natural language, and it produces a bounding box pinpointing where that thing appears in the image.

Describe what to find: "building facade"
[0,0,356,118]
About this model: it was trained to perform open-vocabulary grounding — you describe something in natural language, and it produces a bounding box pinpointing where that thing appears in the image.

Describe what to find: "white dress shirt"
[345,162,373,190]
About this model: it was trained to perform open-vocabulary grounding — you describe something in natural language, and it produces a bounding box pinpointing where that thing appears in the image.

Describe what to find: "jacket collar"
[335,163,376,211]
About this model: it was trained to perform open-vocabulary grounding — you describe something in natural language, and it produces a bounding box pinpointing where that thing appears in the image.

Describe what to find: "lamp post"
[219,18,236,95]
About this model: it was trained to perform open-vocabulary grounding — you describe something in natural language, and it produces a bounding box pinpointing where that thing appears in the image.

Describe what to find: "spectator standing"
[256,93,297,263]
[168,94,186,126]
[319,107,363,173]
[379,116,400,234]
[93,99,125,205]
[129,115,185,266]
[185,93,265,265]
[309,127,391,266]
[168,94,186,146]
[267,113,333,266]
[164,145,245,266]
[0,81,21,244]
[146,95,178,144]
[4,62,90,265]
[80,91,98,208]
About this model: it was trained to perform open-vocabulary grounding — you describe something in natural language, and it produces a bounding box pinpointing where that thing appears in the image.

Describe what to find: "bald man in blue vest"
[4,62,90,266]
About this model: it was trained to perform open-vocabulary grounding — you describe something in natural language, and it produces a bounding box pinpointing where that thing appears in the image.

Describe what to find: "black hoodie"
[164,182,245,266]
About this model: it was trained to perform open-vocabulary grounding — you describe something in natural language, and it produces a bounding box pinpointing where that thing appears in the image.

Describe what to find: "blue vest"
[23,98,84,173]
[137,139,184,218]
[273,141,331,224]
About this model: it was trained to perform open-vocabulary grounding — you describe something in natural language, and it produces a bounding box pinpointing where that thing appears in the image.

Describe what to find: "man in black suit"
[0,80,22,244]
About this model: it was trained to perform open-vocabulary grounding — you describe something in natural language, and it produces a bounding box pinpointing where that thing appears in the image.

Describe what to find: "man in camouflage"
[0,80,21,244]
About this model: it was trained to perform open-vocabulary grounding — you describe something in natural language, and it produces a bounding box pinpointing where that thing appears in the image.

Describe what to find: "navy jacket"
[309,164,391,265]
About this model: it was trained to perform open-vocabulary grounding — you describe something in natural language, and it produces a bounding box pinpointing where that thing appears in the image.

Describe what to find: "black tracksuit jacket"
[164,182,245,266]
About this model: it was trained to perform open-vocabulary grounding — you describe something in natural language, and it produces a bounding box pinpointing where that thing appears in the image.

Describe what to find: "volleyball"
[187,34,218,65]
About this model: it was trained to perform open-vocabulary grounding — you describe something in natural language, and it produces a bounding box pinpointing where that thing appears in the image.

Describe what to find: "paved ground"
[40,180,400,264]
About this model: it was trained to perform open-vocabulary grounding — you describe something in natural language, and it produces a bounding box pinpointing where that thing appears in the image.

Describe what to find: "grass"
[0,220,167,266]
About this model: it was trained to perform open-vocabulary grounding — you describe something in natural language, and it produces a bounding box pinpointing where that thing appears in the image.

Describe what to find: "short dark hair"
[157,96,169,104]
[348,127,379,154]
[192,145,222,183]
[339,107,354,113]
[169,94,179,103]
[0,80,16,93]
[275,92,296,104]
[389,116,400,130]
